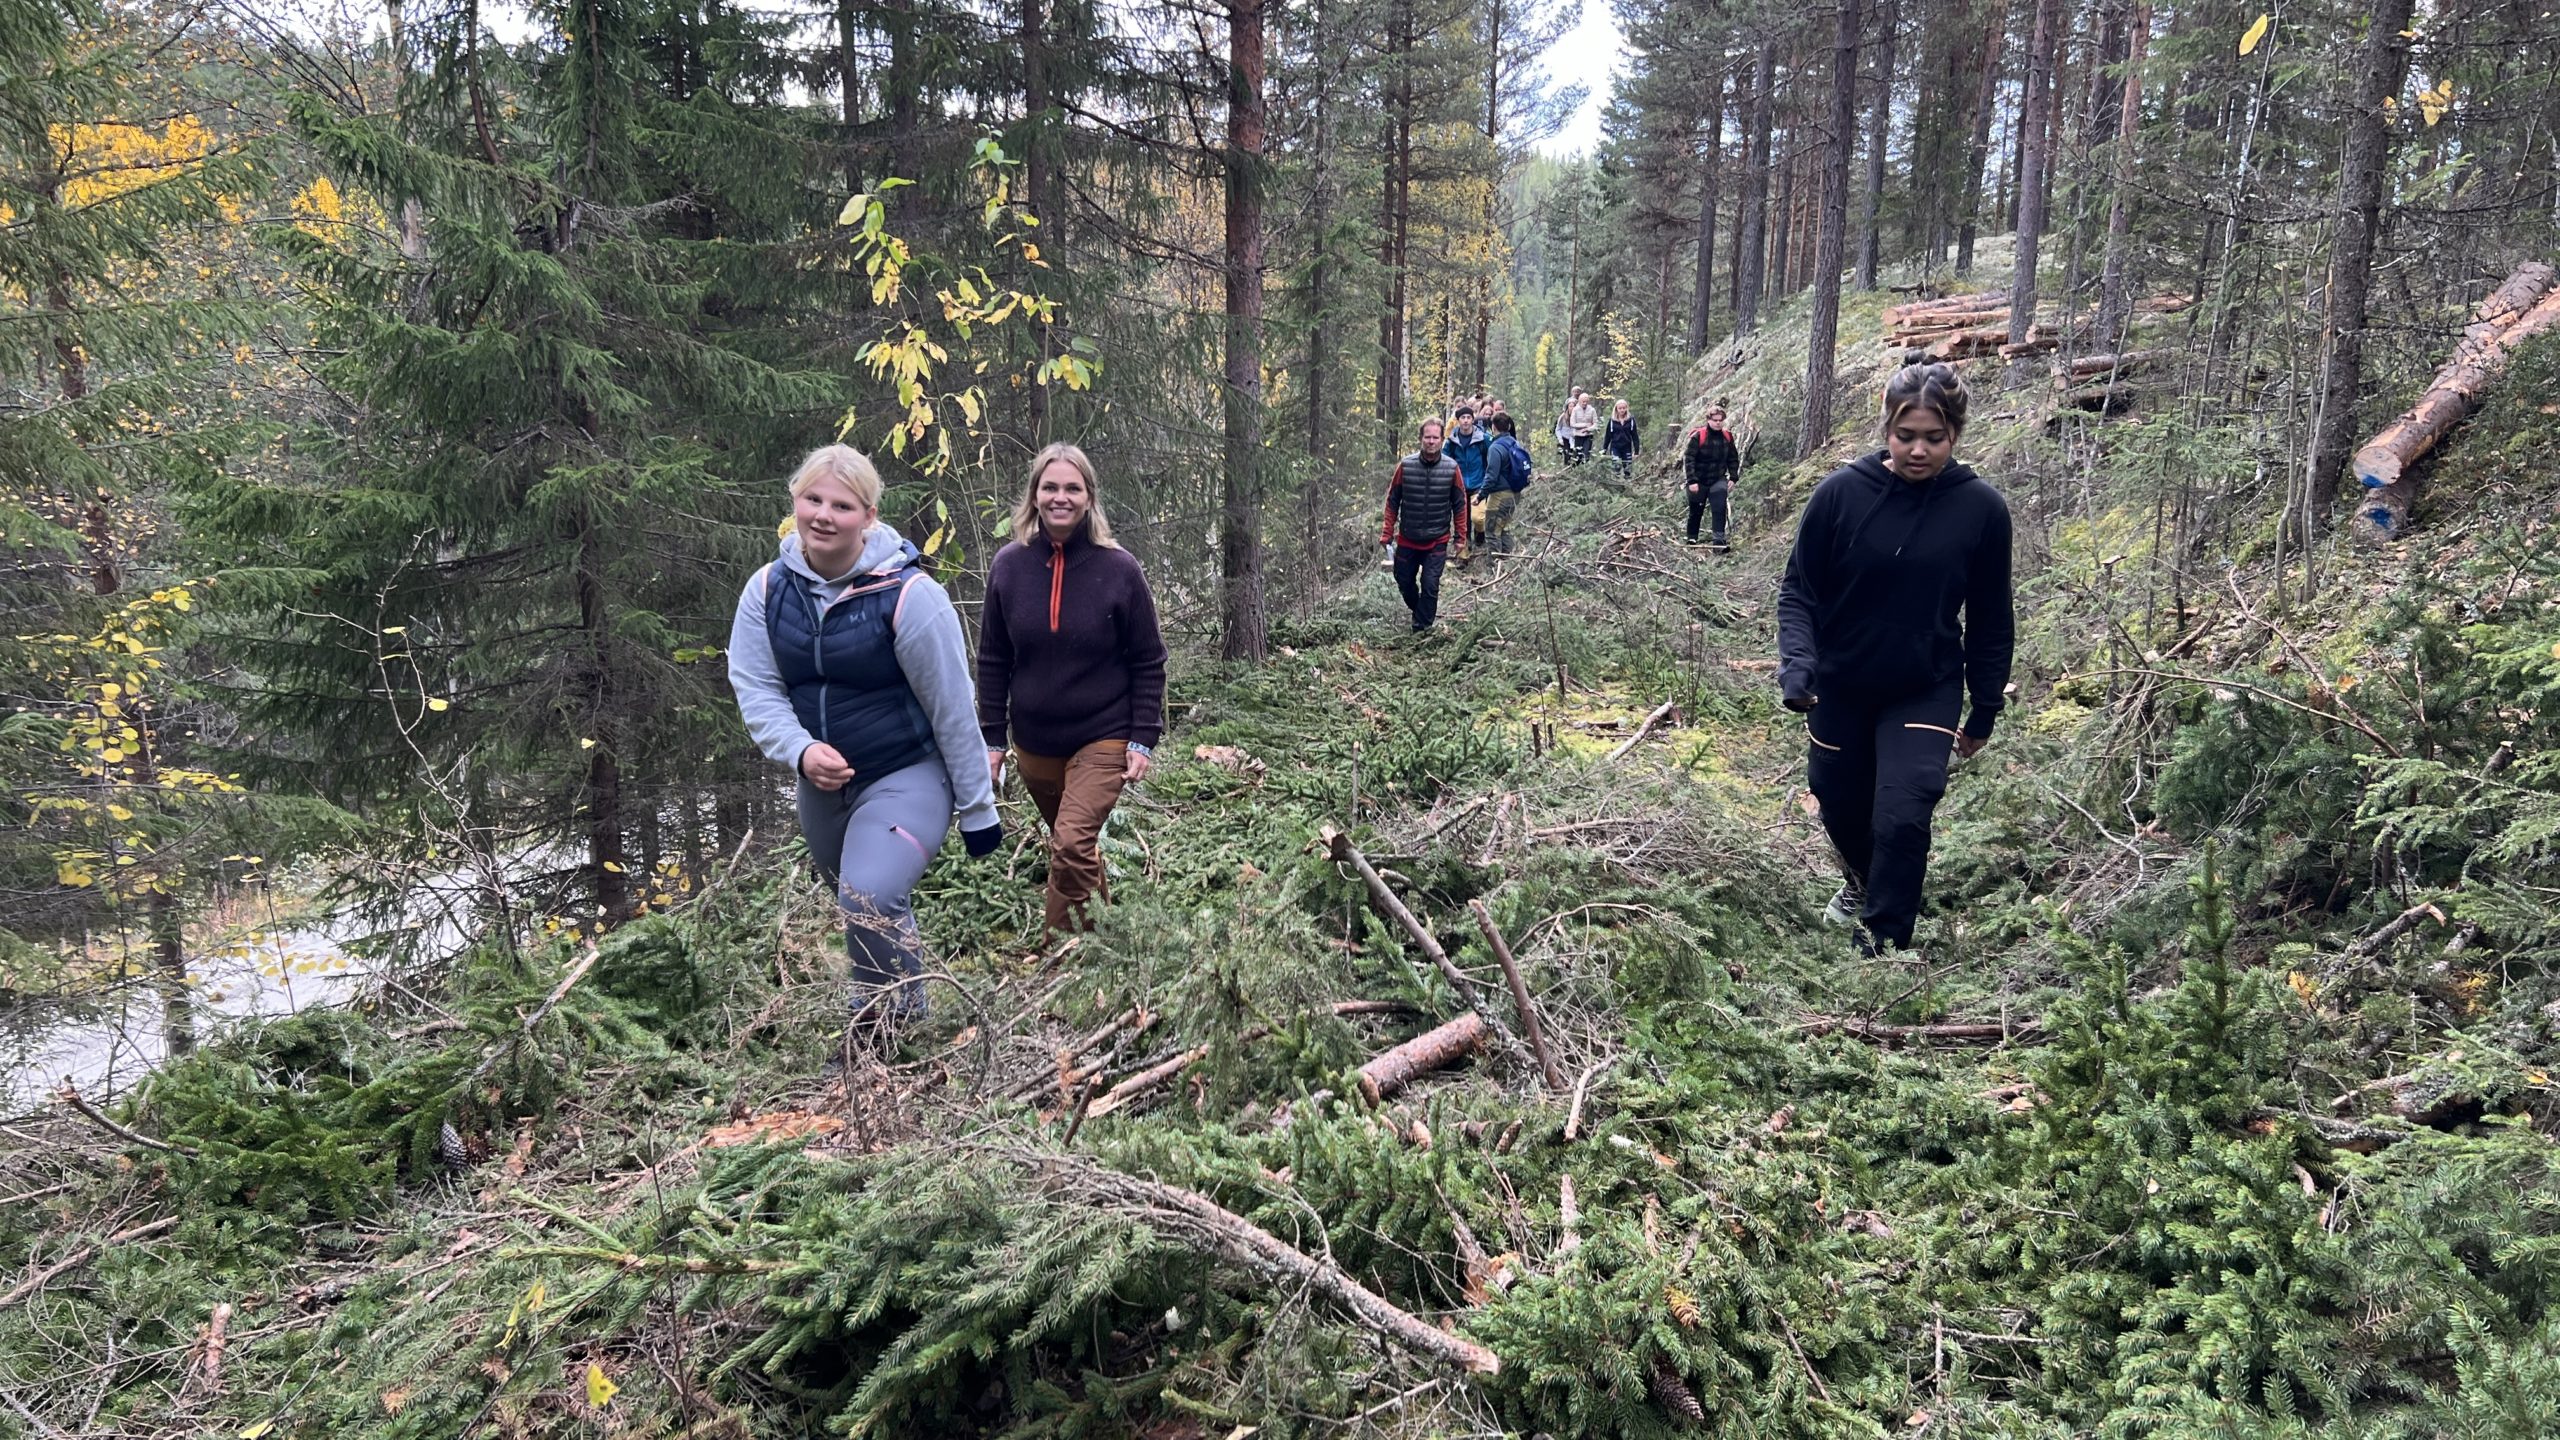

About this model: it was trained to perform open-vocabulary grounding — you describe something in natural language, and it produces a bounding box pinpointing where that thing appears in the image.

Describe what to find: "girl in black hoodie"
[1776,364,2013,954]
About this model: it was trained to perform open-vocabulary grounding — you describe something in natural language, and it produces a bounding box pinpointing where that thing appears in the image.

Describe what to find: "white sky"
[1536,0,1625,157]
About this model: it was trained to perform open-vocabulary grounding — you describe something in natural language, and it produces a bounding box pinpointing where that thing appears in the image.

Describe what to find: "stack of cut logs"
[1880,291,2196,370]
[2352,259,2560,541]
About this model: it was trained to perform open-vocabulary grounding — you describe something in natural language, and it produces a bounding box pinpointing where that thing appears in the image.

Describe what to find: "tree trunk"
[1732,41,1777,334]
[2304,0,2417,534]
[1770,124,1796,297]
[2004,0,2061,387]
[1802,0,1863,457]
[1954,0,2006,274]
[1856,0,1897,289]
[1375,0,1414,418]
[1220,0,1267,662]
[1303,0,1333,574]
[1689,63,1726,352]
[576,526,633,924]
[886,0,921,183]
[2091,0,2148,350]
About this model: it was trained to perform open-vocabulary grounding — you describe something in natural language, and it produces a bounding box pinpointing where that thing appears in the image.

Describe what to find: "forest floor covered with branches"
[7,283,2560,1439]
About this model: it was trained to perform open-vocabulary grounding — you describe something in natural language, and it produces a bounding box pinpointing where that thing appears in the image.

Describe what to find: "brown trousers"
[1012,738,1129,938]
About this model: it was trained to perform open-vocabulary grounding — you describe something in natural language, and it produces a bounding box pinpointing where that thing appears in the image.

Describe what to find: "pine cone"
[1665,1284,1703,1329]
[1649,1355,1706,1427]
[439,1121,470,1175]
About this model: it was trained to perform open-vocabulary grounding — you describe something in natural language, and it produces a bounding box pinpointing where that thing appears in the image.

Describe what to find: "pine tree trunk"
[2304,0,2417,534]
[1304,0,1333,573]
[1803,0,1863,457]
[1689,64,1725,352]
[836,0,859,131]
[1220,0,1268,662]
[1770,123,1795,299]
[1954,0,2006,274]
[887,0,921,183]
[1732,41,1777,334]
[1856,0,1897,289]
[1022,0,1053,434]
[1376,0,1414,418]
[576,526,633,924]
[2005,0,2061,386]
[2091,0,2148,351]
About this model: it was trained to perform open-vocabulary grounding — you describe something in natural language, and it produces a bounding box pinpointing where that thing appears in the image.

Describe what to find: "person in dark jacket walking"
[1380,418,1469,630]
[1681,403,1742,546]
[1480,413,1534,556]
[1776,364,2013,956]
[728,445,1002,1034]
[1444,406,1492,565]
[1604,399,1639,478]
[976,443,1168,941]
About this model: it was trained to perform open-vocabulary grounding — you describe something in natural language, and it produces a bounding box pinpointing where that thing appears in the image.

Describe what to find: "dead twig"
[1796,1015,2045,1045]
[0,1214,181,1310]
[1605,699,1681,763]
[55,1084,198,1158]
[1008,1149,1501,1375]
[1323,826,1529,1063]
[1470,900,1562,1091]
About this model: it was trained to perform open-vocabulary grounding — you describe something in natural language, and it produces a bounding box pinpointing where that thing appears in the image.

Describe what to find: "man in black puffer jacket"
[1380,418,1469,631]
[1778,364,2012,956]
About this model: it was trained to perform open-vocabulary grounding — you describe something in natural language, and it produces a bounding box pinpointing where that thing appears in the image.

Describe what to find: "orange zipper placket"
[1048,540,1065,633]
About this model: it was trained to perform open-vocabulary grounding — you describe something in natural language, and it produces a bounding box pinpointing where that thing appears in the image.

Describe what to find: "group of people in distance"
[728,360,2011,1045]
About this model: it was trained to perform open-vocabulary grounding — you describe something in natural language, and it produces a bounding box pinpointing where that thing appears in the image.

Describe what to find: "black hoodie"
[1776,451,2014,737]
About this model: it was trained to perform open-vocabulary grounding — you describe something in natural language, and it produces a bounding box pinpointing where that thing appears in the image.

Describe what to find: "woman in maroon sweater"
[976,443,1169,939]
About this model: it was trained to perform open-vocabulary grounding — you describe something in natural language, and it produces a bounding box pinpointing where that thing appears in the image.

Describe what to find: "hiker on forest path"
[1481,412,1534,557]
[1604,398,1639,478]
[1568,389,1600,465]
[1444,405,1493,564]
[1682,403,1742,547]
[976,443,1167,943]
[1380,417,1469,631]
[1552,405,1575,465]
[1777,364,2013,958]
[729,445,1002,1035]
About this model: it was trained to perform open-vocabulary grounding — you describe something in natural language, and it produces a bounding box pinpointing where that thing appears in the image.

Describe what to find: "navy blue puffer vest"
[763,551,935,782]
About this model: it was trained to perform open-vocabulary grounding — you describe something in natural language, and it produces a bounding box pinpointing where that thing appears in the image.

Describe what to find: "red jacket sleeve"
[1381,462,1405,545]
[1452,470,1470,547]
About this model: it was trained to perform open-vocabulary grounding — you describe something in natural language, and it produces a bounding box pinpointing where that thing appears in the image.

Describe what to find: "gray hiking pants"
[795,757,952,1017]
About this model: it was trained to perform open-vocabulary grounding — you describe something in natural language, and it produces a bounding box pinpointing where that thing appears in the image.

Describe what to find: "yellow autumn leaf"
[382,625,405,635]
[837,193,867,226]
[602,860,627,873]
[108,804,134,821]
[425,697,449,712]
[2238,12,2270,54]
[585,1363,619,1408]
[923,526,948,557]
[580,737,597,749]
[239,1423,274,1440]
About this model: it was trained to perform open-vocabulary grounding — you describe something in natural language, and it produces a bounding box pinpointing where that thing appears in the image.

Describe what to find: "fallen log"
[2352,261,2560,540]
[2064,382,2136,414]
[1323,825,1528,1062]
[1882,290,2008,326]
[1357,1014,1487,1103]
[1997,337,2060,359]
[1082,1000,1416,1119]
[1017,1151,1502,1375]
[0,1214,181,1310]
[2065,348,2171,380]
[1797,1015,2044,1044]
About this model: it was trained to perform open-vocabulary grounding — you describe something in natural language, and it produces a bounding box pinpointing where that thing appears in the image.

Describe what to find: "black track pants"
[1392,543,1449,630]
[1685,481,1730,541]
[1804,682,1963,948]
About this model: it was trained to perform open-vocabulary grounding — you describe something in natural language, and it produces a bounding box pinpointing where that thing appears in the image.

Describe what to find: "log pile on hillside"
[1880,293,2193,365]
[2351,259,2560,540]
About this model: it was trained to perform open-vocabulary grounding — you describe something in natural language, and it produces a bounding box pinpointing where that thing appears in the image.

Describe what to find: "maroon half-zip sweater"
[976,526,1168,756]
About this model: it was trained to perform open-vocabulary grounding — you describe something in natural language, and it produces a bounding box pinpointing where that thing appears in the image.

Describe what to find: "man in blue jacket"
[1479,413,1534,557]
[1444,405,1491,563]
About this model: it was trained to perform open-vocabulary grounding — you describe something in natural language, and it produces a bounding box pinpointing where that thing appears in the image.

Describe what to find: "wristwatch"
[1127,742,1153,759]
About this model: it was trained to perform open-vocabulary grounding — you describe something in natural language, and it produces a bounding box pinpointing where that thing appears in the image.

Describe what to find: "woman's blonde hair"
[787,444,885,509]
[1009,442,1119,548]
